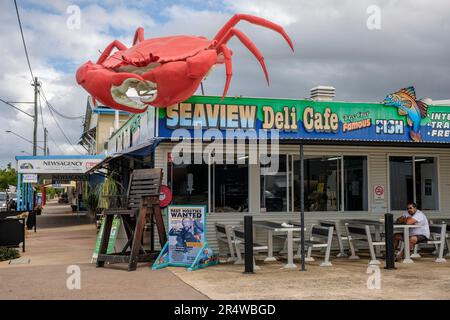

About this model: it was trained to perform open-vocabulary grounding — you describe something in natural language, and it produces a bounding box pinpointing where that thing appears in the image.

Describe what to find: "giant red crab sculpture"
[76,14,294,113]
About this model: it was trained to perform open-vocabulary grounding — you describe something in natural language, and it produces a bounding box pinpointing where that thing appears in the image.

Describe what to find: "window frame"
[166,149,372,214]
[387,154,440,212]
[289,152,369,213]
[260,155,289,213]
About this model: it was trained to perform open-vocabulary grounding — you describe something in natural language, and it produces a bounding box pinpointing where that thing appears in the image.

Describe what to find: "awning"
[86,138,164,174]
[120,137,164,157]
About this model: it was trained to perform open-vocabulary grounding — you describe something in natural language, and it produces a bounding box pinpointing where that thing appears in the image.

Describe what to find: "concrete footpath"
[0,201,208,300]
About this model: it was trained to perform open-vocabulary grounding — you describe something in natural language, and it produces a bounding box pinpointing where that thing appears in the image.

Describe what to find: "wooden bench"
[429,219,450,257]
[345,223,385,265]
[294,225,334,267]
[215,223,238,262]
[411,223,447,263]
[318,220,349,257]
[231,227,268,270]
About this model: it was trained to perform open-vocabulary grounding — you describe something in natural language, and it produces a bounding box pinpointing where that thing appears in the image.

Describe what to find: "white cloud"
[1,0,450,167]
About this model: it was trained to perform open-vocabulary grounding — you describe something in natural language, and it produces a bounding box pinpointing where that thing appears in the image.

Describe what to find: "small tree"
[0,163,17,191]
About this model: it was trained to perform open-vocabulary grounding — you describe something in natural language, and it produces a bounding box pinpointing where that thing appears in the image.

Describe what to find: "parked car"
[8,193,17,211]
[0,192,8,212]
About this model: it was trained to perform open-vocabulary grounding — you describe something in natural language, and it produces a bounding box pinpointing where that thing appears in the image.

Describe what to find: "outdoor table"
[342,219,384,257]
[253,220,302,269]
[393,224,421,263]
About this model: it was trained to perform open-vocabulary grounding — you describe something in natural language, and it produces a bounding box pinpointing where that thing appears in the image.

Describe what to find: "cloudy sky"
[0,0,449,167]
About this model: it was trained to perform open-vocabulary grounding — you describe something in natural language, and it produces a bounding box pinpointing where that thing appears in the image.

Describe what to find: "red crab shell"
[102,36,214,69]
[76,14,295,113]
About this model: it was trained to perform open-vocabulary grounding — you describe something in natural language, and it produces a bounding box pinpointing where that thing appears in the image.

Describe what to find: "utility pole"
[44,127,48,156]
[32,77,40,156]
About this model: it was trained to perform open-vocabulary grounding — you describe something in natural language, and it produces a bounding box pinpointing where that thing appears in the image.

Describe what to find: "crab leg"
[217,44,233,99]
[96,40,127,64]
[132,27,145,45]
[216,28,269,85]
[214,13,294,51]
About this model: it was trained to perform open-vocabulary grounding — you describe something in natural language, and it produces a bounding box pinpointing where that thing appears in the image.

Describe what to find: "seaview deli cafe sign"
[158,96,450,143]
[17,157,103,174]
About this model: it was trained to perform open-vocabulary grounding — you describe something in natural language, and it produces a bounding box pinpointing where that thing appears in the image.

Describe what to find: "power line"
[38,90,45,133]
[42,90,84,120]
[14,0,83,121]
[13,0,84,156]
[14,0,34,81]
[0,97,34,118]
[48,133,65,154]
[48,104,84,120]
[40,90,82,155]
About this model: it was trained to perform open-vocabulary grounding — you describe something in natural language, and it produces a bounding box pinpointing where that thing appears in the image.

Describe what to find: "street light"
[5,130,45,151]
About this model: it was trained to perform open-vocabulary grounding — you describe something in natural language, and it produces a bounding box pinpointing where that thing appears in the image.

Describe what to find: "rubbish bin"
[26,210,36,231]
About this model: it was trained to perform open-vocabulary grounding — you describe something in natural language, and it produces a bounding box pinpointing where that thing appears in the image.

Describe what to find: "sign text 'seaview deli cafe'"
[99,93,450,252]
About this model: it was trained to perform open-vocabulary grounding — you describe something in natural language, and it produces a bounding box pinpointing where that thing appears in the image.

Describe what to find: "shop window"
[415,157,438,210]
[212,163,249,213]
[389,157,413,210]
[167,155,209,207]
[389,156,438,211]
[261,155,288,212]
[293,155,368,212]
[168,153,249,213]
[294,156,341,212]
[344,156,368,211]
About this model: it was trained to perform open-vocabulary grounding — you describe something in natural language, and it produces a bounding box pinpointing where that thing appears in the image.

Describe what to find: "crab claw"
[76,61,151,113]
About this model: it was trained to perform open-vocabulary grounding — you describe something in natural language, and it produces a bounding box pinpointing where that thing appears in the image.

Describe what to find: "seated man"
[394,202,430,259]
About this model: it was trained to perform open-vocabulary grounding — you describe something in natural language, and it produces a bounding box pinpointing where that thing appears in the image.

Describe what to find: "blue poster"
[152,205,218,271]
[168,205,205,265]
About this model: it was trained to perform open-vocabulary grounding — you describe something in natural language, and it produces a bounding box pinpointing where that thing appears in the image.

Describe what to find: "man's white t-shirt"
[401,210,430,239]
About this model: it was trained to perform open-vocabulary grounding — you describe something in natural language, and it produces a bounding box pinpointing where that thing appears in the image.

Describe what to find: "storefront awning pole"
[17,173,21,211]
[299,143,306,271]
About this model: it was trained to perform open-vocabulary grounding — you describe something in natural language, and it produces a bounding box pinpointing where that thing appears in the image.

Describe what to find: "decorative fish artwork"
[383,86,429,142]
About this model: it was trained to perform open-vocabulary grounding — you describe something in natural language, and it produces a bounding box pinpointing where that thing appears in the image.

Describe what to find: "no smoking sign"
[373,184,385,200]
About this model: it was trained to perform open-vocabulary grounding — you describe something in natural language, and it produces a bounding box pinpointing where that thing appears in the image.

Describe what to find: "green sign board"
[92,217,121,261]
[157,93,450,144]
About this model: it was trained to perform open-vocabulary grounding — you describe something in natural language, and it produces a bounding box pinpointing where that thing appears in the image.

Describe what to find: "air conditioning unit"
[310,86,336,101]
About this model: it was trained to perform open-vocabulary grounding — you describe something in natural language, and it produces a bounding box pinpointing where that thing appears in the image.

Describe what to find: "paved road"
[1,263,208,300]
[0,201,208,300]
[35,202,92,229]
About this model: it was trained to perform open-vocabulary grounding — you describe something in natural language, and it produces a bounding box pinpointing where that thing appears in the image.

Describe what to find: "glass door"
[211,163,249,212]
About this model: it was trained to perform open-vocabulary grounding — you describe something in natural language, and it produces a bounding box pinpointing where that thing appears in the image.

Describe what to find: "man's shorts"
[395,233,428,243]
[414,235,429,243]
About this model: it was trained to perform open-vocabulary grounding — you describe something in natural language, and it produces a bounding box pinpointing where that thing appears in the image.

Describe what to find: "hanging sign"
[152,205,218,271]
[17,156,104,174]
[22,174,38,183]
[159,185,172,208]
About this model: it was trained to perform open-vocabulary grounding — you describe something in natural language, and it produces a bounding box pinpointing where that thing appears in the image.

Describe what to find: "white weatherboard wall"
[152,143,450,253]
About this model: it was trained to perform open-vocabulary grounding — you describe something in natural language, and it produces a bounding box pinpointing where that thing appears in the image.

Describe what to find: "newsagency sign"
[17,157,104,174]
[157,95,450,144]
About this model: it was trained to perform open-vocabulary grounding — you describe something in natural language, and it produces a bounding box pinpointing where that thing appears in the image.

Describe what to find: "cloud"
[1,0,450,167]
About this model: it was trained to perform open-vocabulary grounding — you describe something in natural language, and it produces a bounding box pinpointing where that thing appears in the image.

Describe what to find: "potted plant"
[99,171,123,209]
[84,186,99,223]
[0,247,20,262]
